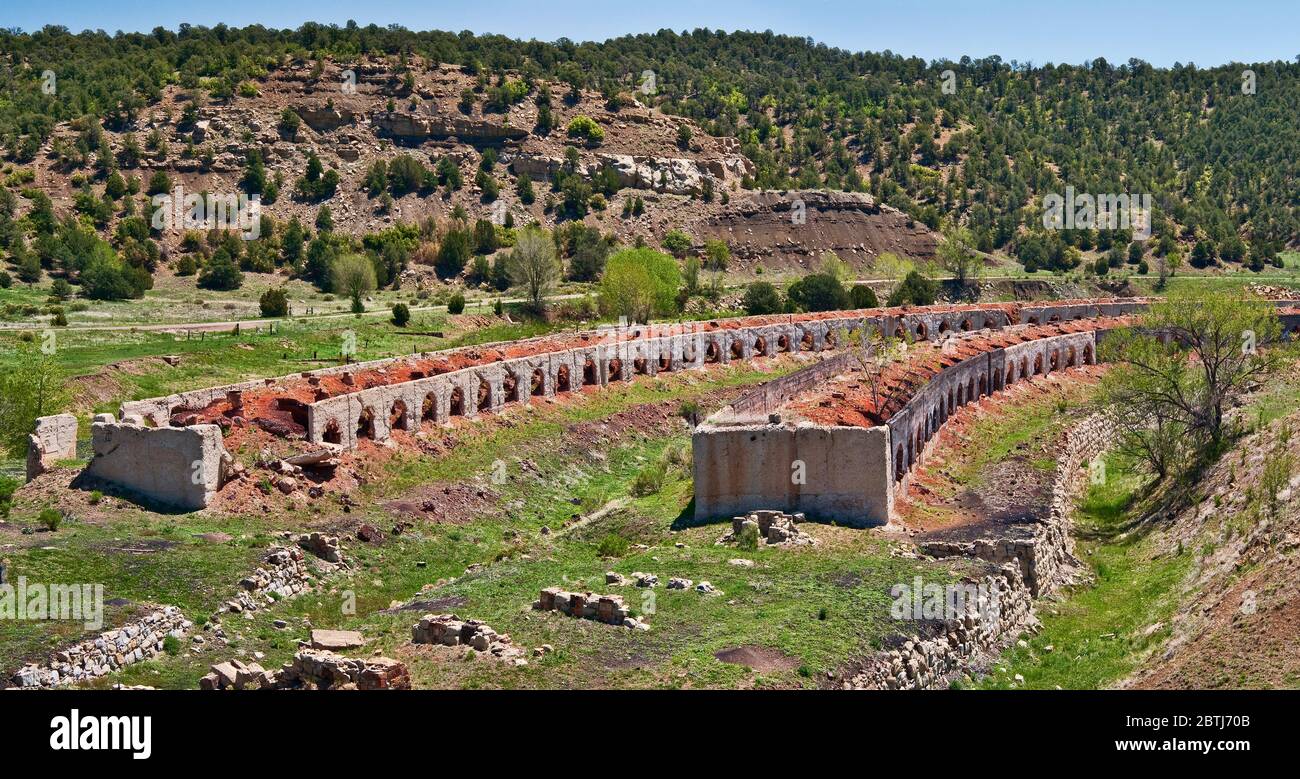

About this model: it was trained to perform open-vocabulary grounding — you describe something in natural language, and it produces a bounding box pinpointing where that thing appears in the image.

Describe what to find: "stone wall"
[848,564,1034,690]
[82,418,229,511]
[26,413,78,482]
[9,606,190,688]
[201,649,411,690]
[534,587,649,629]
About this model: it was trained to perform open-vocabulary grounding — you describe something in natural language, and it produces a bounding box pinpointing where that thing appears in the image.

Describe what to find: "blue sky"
[6,0,1299,67]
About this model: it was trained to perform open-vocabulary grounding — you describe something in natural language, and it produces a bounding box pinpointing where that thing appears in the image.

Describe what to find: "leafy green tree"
[886,270,937,307]
[0,346,68,458]
[742,281,783,315]
[598,247,682,322]
[198,253,244,291]
[259,287,290,317]
[786,272,848,312]
[331,254,376,312]
[506,226,561,312]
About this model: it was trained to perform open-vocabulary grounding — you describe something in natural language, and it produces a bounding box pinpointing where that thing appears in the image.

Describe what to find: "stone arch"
[777,334,791,352]
[556,364,572,392]
[960,318,973,332]
[1083,343,1094,365]
[895,444,905,482]
[449,386,465,416]
[503,372,520,402]
[825,329,839,349]
[800,331,814,351]
[967,376,977,401]
[894,324,906,339]
[753,336,767,355]
[422,392,437,422]
[659,352,672,371]
[1006,363,1015,385]
[633,357,648,375]
[1067,346,1077,368]
[938,320,951,335]
[979,375,987,396]
[356,406,376,440]
[957,384,965,406]
[1027,315,1039,325]
[706,340,722,362]
[1049,313,1061,323]
[583,358,599,385]
[477,377,492,412]
[531,368,545,396]
[389,399,408,431]
[1021,357,1029,378]
[322,419,342,445]
[1033,353,1043,375]
[914,322,928,340]
[1050,350,1060,371]
[731,339,745,358]
[607,358,624,382]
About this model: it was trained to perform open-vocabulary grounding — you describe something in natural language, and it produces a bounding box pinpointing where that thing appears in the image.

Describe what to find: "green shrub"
[39,507,62,531]
[596,534,629,557]
[743,281,783,315]
[630,461,667,496]
[849,284,880,309]
[0,475,17,518]
[447,291,466,315]
[89,490,103,505]
[391,302,411,326]
[736,521,759,550]
[163,634,181,655]
[259,287,290,317]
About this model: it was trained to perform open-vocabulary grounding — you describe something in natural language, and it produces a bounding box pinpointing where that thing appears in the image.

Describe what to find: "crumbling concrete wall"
[83,419,228,510]
[692,421,892,526]
[26,413,78,482]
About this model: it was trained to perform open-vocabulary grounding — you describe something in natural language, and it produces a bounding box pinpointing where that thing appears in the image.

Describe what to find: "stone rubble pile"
[411,613,526,664]
[535,587,650,630]
[10,606,190,688]
[200,649,411,690]
[719,511,817,547]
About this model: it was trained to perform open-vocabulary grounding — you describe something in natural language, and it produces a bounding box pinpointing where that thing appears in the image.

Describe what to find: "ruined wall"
[9,606,190,688]
[83,419,228,511]
[26,413,78,482]
[692,422,891,526]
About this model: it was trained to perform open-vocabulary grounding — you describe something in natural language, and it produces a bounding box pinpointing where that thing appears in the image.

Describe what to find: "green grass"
[974,451,1190,689]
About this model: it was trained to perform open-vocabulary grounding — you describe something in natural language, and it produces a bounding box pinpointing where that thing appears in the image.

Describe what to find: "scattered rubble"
[719,511,817,547]
[535,587,649,630]
[411,613,526,663]
[201,650,411,690]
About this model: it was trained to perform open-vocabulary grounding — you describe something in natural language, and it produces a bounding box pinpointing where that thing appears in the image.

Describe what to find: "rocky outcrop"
[10,606,190,688]
[372,111,528,143]
[694,189,939,262]
[294,104,356,133]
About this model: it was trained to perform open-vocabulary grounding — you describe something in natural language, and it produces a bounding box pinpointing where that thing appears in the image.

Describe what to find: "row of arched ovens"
[301,300,1151,449]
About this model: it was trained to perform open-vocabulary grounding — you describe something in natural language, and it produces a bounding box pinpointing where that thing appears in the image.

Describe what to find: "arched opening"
[778,334,791,352]
[948,388,955,413]
[979,375,987,396]
[1021,357,1029,377]
[1050,350,1060,371]
[356,407,376,440]
[583,359,599,385]
[967,376,977,401]
[659,352,672,371]
[895,445,905,482]
[422,393,437,422]
[607,358,623,382]
[754,336,767,355]
[477,378,492,412]
[1067,346,1077,368]
[705,340,722,362]
[1006,364,1015,385]
[556,365,572,392]
[960,318,972,332]
[914,322,928,340]
[894,325,906,339]
[389,399,408,431]
[825,330,839,349]
[1033,353,1043,375]
[938,321,951,335]
[1027,316,1039,325]
[1049,314,1061,323]
[731,339,744,358]
[633,357,648,375]
[957,384,965,406]
[1083,343,1094,365]
[322,419,342,444]
[449,386,465,416]
[503,372,520,402]
[531,368,545,396]
[800,332,814,351]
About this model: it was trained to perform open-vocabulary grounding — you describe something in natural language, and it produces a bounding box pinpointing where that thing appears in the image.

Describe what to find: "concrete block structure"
[26,413,78,482]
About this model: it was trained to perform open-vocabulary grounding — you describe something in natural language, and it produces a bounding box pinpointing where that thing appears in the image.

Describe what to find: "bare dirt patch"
[713,645,802,673]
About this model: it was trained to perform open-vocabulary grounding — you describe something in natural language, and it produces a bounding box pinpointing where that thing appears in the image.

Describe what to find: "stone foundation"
[201,649,411,690]
[411,613,526,662]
